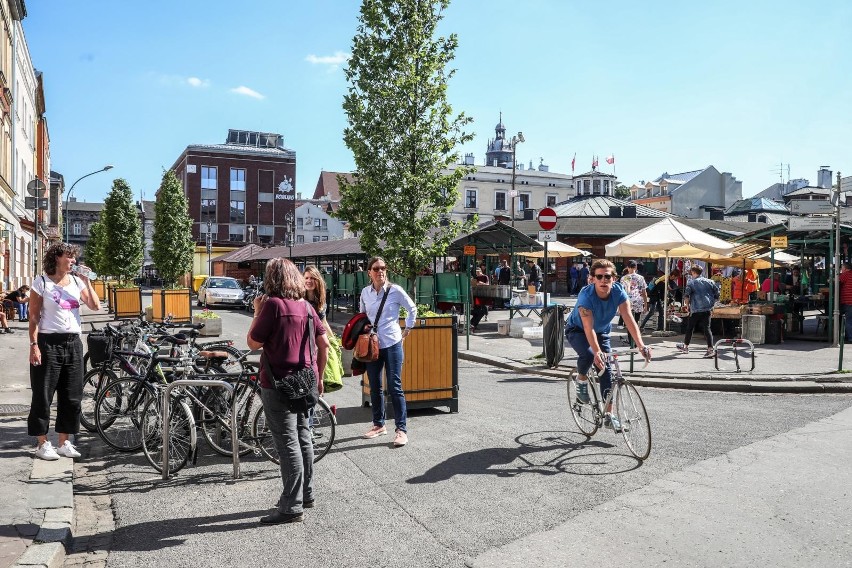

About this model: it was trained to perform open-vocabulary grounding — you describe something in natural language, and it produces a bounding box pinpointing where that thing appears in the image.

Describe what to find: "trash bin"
[542,305,565,368]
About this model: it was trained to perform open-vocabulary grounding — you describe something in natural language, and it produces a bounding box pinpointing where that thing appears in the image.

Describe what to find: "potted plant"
[100,178,144,319]
[192,308,222,336]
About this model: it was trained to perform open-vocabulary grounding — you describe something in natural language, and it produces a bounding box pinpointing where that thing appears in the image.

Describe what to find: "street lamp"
[63,165,114,243]
[510,132,525,228]
[247,225,254,243]
[206,220,213,276]
[833,171,842,347]
[285,212,294,258]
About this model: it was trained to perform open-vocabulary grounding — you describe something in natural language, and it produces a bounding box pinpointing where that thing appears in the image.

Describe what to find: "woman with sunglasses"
[28,243,101,460]
[564,259,650,432]
[360,256,417,447]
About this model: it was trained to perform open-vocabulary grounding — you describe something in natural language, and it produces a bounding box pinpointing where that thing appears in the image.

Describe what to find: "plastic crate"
[522,326,543,340]
[742,314,766,345]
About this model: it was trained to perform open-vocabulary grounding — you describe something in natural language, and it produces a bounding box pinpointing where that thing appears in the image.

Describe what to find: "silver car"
[197,277,245,307]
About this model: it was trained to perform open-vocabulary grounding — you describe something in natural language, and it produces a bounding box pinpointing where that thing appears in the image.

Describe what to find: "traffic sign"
[538,230,557,242]
[538,207,557,230]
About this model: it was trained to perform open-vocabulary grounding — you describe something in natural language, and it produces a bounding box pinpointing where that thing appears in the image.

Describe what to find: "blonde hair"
[303,265,327,313]
[263,258,305,300]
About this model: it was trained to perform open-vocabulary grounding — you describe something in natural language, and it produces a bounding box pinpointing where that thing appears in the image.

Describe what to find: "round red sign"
[538,207,557,230]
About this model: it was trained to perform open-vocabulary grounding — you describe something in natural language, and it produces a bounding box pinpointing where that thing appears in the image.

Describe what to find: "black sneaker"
[260,511,303,525]
[4,328,13,334]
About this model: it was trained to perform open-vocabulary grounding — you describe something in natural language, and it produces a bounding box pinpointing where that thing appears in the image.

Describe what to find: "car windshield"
[208,279,240,289]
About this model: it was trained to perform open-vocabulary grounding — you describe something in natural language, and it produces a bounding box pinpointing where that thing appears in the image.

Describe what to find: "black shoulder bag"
[262,302,317,405]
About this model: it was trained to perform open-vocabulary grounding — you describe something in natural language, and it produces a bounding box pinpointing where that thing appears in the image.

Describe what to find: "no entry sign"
[538,207,557,230]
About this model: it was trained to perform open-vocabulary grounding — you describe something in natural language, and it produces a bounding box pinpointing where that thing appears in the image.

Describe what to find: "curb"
[11,456,73,568]
[458,350,852,394]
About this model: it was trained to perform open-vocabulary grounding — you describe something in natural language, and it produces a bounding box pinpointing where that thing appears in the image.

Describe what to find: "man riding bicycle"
[565,259,651,431]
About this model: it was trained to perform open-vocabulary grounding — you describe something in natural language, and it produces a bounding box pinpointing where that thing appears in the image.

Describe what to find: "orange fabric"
[731,277,748,303]
[743,269,759,294]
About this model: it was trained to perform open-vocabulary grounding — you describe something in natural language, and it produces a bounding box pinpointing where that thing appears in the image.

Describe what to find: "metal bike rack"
[162,379,241,480]
[713,338,756,373]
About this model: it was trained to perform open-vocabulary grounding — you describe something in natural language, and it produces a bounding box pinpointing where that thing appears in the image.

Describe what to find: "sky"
[22,0,852,205]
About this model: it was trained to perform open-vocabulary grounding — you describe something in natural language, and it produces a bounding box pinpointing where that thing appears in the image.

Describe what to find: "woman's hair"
[263,258,305,300]
[690,265,704,276]
[589,259,615,275]
[303,265,326,313]
[366,256,386,272]
[42,243,79,276]
[18,285,30,293]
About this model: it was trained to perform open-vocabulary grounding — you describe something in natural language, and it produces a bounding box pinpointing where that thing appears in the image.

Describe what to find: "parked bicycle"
[566,347,652,460]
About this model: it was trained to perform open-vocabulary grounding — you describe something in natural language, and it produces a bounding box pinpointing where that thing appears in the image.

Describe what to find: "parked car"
[197,277,245,307]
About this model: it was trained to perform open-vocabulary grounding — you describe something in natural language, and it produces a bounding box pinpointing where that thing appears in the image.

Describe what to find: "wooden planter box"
[361,315,459,412]
[192,315,222,336]
[151,288,192,323]
[105,282,117,313]
[91,280,107,301]
[112,287,143,319]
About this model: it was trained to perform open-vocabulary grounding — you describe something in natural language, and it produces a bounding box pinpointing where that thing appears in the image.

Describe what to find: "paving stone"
[29,460,71,481]
[41,508,72,525]
[33,522,70,545]
[28,478,72,509]
[11,541,64,568]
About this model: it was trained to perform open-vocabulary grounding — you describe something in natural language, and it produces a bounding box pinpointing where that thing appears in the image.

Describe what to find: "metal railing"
[161,379,241,480]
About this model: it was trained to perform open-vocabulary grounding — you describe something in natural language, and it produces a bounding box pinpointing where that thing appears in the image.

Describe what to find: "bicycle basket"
[86,331,113,366]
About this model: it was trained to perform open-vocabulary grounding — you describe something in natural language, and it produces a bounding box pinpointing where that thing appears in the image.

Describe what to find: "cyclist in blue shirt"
[565,259,651,431]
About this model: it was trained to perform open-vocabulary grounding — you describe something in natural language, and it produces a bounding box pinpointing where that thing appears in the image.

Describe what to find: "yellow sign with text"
[771,236,787,248]
[463,245,476,256]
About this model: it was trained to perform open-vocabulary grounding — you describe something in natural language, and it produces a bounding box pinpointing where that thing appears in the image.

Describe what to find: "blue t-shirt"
[567,282,629,334]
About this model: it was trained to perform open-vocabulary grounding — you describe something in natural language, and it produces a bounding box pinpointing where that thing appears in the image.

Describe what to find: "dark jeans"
[684,310,713,348]
[28,333,84,436]
[365,340,407,432]
[567,329,614,402]
[641,299,663,330]
[260,388,313,514]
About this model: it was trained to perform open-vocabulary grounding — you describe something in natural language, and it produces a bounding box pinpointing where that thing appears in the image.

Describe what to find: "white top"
[31,274,83,334]
[359,283,417,349]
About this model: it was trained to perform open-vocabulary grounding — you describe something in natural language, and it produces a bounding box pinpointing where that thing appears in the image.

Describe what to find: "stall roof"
[247,237,367,261]
[211,243,267,263]
[447,220,541,256]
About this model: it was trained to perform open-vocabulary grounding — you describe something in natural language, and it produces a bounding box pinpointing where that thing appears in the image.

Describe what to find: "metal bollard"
[162,379,241,480]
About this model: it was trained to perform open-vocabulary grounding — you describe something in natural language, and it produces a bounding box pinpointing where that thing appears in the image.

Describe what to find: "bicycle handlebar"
[602,346,652,369]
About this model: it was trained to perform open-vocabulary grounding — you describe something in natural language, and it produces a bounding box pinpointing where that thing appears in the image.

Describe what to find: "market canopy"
[605,218,736,258]
[446,220,541,257]
[521,240,590,258]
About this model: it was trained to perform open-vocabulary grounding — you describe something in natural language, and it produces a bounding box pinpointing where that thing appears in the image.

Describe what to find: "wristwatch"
[30,341,38,346]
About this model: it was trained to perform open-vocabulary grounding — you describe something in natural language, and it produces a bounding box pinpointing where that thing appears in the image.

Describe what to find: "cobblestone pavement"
[64,443,114,568]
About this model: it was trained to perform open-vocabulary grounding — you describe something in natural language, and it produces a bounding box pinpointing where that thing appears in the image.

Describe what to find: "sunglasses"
[593,273,614,281]
[371,266,387,272]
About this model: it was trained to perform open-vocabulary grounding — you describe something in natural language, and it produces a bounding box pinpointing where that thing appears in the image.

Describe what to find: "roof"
[510,217,765,239]
[184,143,296,160]
[137,200,156,218]
[211,243,267,263]
[447,220,541,256]
[652,169,704,184]
[725,197,789,215]
[313,171,354,200]
[552,195,671,218]
[726,212,790,226]
[66,201,104,212]
[573,170,616,179]
[784,186,832,198]
[247,238,367,261]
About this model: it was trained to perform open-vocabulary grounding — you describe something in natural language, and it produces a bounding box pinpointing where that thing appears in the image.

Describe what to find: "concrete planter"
[192,315,222,336]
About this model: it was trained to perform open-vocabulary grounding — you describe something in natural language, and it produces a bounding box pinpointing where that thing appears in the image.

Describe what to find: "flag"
[606,154,615,165]
[592,156,598,169]
[571,153,576,172]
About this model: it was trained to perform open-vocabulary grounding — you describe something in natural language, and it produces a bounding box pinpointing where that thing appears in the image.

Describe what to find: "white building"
[294,199,346,244]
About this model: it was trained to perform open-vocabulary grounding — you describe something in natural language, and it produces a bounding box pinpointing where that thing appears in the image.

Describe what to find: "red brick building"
[171,129,297,247]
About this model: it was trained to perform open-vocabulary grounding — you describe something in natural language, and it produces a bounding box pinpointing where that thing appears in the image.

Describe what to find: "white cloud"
[305,51,349,71]
[187,77,210,88]
[230,85,265,100]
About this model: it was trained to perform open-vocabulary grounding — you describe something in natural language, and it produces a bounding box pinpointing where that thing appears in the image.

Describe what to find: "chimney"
[464,153,475,166]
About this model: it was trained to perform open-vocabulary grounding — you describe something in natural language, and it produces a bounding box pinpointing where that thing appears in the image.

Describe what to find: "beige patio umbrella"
[521,240,590,258]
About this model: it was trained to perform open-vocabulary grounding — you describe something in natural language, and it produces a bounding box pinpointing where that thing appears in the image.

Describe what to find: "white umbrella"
[522,240,590,258]
[605,218,735,334]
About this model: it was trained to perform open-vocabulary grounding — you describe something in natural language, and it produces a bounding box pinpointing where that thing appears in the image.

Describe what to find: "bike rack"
[712,338,756,373]
[162,379,241,480]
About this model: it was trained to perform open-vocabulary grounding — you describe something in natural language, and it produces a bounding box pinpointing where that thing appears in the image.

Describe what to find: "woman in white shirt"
[360,256,416,447]
[28,243,100,461]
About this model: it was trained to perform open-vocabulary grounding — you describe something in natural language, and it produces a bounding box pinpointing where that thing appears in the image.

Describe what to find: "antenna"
[770,162,790,193]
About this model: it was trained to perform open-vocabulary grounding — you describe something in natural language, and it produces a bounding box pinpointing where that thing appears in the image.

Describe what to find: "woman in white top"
[360,256,416,447]
[28,243,100,461]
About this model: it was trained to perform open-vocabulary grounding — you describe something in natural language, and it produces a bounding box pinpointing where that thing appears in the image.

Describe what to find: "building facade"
[64,199,103,262]
[629,166,743,219]
[294,199,346,244]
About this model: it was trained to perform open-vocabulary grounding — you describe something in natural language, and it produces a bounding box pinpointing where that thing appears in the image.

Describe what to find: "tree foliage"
[337,0,474,283]
[151,170,194,287]
[101,178,143,285]
[614,184,631,200]
[85,221,106,276]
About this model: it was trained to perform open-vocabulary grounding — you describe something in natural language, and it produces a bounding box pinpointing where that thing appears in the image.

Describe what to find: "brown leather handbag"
[353,286,389,363]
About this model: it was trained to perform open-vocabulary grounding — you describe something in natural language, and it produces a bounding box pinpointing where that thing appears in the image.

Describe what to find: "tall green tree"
[85,221,106,277]
[614,184,631,200]
[337,0,474,287]
[151,170,194,287]
[101,178,143,285]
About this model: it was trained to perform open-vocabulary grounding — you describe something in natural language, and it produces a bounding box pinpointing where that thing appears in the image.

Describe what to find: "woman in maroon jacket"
[247,258,329,525]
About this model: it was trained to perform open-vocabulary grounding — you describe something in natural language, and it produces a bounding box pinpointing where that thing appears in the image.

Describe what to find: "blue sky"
[23,1,852,204]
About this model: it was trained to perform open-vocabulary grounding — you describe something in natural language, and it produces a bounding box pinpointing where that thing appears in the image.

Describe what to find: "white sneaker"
[56,440,81,458]
[35,441,60,461]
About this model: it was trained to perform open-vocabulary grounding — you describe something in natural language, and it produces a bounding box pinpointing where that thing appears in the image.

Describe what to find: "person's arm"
[400,287,417,339]
[619,300,649,358]
[578,306,605,370]
[315,333,330,394]
[28,291,43,366]
[76,272,100,311]
[246,295,270,350]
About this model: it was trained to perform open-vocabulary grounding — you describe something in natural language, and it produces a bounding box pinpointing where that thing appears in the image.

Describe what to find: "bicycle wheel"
[614,381,651,460]
[251,404,277,464]
[199,378,261,456]
[81,367,117,432]
[200,344,246,375]
[141,394,196,475]
[567,369,600,436]
[94,377,153,452]
[312,398,337,463]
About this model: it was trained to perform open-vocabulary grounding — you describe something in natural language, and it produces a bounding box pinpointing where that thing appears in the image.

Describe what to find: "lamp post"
[510,132,525,228]
[206,220,212,276]
[833,171,842,347]
[285,212,294,258]
[63,165,114,243]
[247,225,254,243]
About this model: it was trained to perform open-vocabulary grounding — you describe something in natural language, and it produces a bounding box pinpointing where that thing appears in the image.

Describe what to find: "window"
[314,218,327,231]
[258,235,272,244]
[201,166,217,190]
[296,235,305,244]
[230,200,245,223]
[229,226,245,242]
[230,168,246,191]
[321,236,328,241]
[593,180,601,194]
[73,222,81,235]
[583,180,590,194]
[313,235,321,242]
[546,194,557,207]
[494,191,506,211]
[519,192,531,211]
[201,199,216,222]
[465,189,477,209]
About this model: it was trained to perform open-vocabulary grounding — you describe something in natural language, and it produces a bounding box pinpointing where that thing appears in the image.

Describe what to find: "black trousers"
[683,311,713,349]
[28,333,84,436]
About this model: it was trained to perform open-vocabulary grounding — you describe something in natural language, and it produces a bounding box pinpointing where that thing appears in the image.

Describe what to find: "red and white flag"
[571,153,576,172]
[606,154,615,165]
[592,156,598,169]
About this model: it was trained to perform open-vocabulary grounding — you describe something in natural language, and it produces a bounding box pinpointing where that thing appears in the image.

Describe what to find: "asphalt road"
[68,303,852,568]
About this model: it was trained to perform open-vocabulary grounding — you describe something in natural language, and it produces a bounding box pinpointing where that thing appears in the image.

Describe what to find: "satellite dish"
[27,179,46,196]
